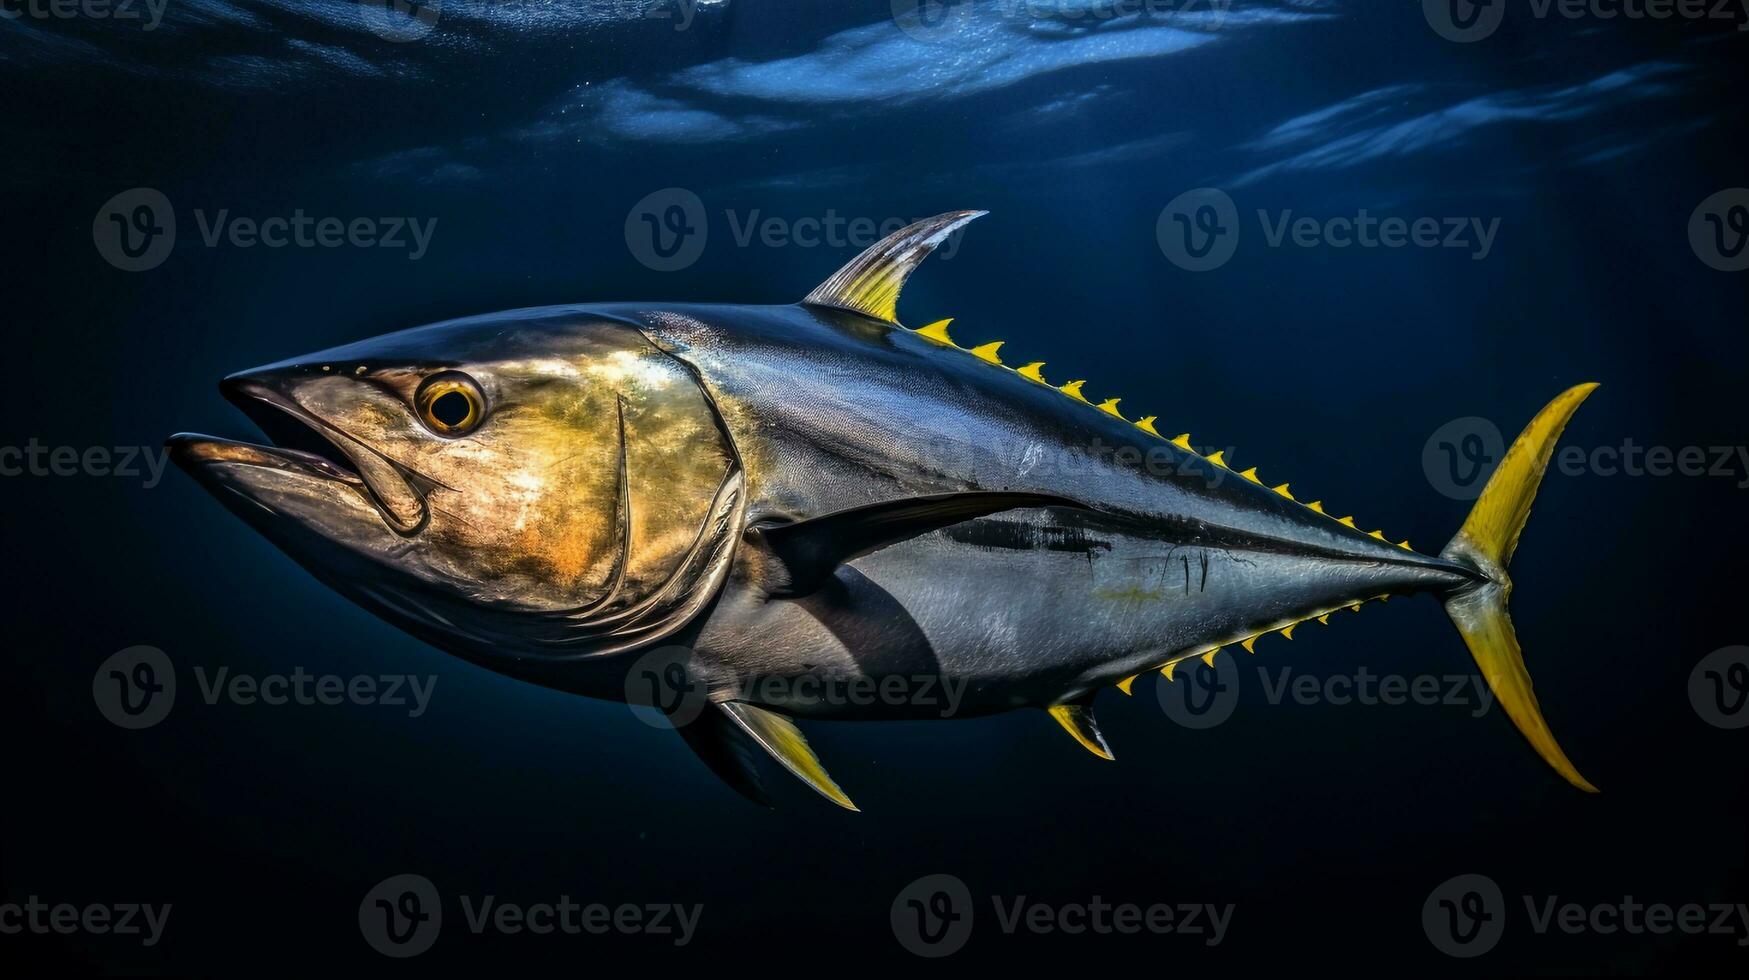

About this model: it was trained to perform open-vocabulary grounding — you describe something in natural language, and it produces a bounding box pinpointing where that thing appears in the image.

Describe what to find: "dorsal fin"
[802,210,987,324]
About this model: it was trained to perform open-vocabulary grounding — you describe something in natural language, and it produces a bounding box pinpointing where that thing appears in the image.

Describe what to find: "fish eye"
[414,372,486,436]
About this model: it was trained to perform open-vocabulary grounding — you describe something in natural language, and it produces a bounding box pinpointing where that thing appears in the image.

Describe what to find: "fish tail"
[1437,383,1600,793]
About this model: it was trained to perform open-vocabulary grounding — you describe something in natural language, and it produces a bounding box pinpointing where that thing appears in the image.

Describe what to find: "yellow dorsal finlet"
[1161,661,1176,681]
[916,318,955,345]
[903,327,1400,546]
[1200,648,1220,667]
[969,341,1005,365]
[1117,674,1137,695]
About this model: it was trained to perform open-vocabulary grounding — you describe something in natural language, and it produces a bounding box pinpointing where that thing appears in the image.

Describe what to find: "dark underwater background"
[3,0,1746,974]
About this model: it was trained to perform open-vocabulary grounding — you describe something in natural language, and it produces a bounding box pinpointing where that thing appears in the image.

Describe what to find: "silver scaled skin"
[170,212,1598,810]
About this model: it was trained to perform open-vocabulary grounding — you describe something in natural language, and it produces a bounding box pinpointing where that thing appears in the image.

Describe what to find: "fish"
[168,211,1600,811]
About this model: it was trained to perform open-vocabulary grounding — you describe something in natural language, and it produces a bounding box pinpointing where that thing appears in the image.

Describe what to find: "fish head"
[169,308,743,670]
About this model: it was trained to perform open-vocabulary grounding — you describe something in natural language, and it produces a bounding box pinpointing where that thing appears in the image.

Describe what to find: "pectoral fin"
[718,701,859,812]
[749,491,1086,597]
[672,700,776,809]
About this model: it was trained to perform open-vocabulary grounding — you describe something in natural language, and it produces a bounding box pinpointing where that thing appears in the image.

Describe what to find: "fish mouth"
[168,378,435,534]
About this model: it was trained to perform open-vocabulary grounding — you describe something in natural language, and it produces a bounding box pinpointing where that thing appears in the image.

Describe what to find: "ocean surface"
[3,1,1746,974]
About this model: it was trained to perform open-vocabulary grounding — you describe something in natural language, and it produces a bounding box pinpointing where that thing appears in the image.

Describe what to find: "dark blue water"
[4,1,1746,974]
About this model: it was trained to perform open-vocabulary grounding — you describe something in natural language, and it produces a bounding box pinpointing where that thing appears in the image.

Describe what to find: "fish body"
[170,212,1597,809]
[620,299,1477,718]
